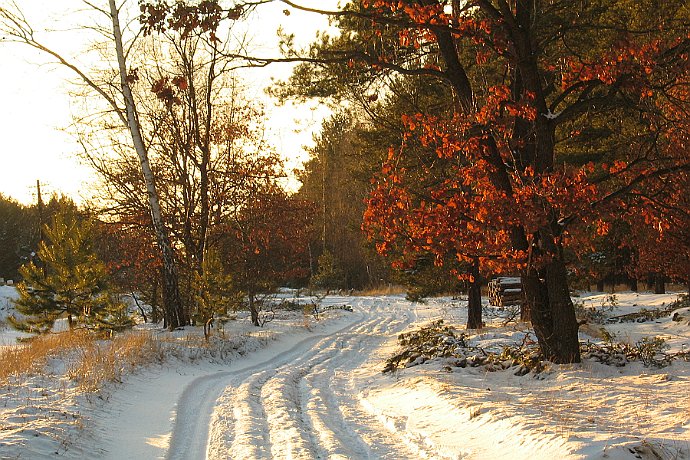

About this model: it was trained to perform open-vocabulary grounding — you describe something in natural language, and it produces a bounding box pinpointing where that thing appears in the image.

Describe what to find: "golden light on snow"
[145,433,171,450]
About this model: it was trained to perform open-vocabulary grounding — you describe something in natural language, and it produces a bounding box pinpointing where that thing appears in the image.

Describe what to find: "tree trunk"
[150,277,160,324]
[520,283,530,322]
[191,44,217,276]
[596,280,605,292]
[131,291,148,323]
[466,258,482,329]
[109,0,185,330]
[204,318,213,341]
[522,227,581,364]
[523,256,581,364]
[628,278,638,292]
[249,294,260,327]
[440,2,578,362]
[654,273,666,294]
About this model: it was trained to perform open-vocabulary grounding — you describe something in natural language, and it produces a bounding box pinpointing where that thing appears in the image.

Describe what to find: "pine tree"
[311,250,346,294]
[192,249,240,339]
[10,206,130,333]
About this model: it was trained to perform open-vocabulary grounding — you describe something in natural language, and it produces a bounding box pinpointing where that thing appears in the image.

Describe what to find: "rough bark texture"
[433,0,581,363]
[523,256,581,364]
[466,259,482,330]
[109,0,185,330]
[520,277,531,322]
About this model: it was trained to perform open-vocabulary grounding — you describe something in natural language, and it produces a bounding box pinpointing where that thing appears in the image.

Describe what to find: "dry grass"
[67,332,162,392]
[0,330,162,392]
[356,284,407,296]
[0,330,93,382]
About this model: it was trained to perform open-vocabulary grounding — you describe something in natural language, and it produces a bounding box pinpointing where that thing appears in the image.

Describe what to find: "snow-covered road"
[63,292,689,460]
[3,290,689,459]
[168,297,420,459]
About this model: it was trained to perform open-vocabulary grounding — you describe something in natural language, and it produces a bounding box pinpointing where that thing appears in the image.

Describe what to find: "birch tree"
[0,1,186,329]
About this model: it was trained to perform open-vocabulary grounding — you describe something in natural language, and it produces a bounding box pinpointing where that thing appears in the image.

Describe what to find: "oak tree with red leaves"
[275,0,690,362]
[623,171,690,294]
[358,1,690,363]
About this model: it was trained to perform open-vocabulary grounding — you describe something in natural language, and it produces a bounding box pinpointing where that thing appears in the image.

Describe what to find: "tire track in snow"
[310,313,424,459]
[261,346,340,458]
[253,313,392,458]
[207,314,380,459]
[255,301,418,459]
[170,297,424,459]
[169,312,365,460]
[224,346,327,459]
[224,369,273,460]
[302,333,381,459]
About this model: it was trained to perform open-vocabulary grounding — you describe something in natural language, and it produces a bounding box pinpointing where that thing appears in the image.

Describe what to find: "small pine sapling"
[310,250,346,294]
[10,205,131,333]
[191,249,240,340]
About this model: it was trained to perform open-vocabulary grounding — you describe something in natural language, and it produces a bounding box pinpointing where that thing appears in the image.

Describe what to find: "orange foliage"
[361,1,690,282]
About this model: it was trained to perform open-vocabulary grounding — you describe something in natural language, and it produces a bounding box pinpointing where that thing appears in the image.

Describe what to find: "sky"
[0,0,337,205]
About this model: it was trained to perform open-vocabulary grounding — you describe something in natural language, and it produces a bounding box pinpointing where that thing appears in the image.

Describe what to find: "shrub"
[310,250,346,293]
[635,336,672,368]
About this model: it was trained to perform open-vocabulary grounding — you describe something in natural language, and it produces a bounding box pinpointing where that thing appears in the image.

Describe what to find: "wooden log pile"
[488,277,523,307]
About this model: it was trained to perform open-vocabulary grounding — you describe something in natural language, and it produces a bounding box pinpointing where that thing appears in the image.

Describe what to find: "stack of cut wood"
[487,277,522,307]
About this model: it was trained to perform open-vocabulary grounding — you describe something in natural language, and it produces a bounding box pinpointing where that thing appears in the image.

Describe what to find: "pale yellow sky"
[0,0,336,205]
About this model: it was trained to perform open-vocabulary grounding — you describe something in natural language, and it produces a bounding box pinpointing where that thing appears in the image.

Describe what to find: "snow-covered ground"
[0,285,30,346]
[1,289,689,459]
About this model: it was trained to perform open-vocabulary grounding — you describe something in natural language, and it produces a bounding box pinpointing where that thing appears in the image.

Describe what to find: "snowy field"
[1,288,689,459]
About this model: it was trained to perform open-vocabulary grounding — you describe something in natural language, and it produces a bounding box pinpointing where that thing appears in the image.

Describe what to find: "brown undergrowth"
[0,330,162,392]
[356,285,406,296]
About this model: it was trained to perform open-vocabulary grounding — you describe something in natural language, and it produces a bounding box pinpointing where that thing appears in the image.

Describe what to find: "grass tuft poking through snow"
[67,332,163,392]
[0,330,94,383]
[0,330,164,392]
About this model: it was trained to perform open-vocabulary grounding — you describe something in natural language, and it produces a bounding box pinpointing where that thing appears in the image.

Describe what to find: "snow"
[577,291,688,351]
[1,288,689,459]
[543,109,562,120]
[0,285,33,346]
